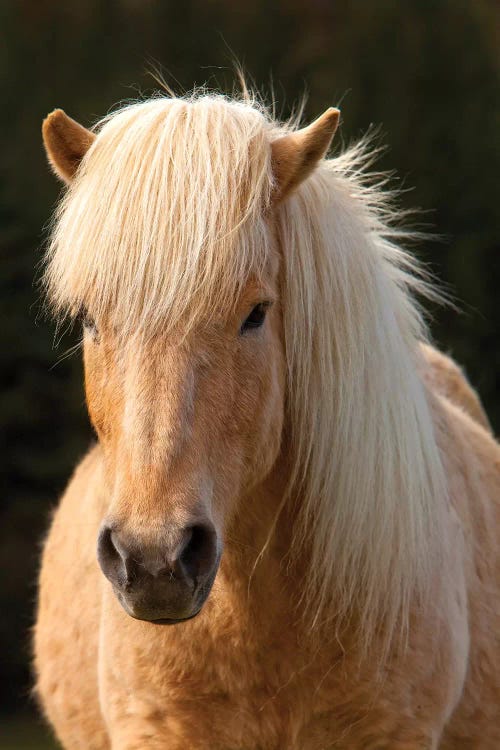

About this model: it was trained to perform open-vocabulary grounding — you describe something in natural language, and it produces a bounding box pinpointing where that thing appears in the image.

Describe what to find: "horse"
[34,91,500,749]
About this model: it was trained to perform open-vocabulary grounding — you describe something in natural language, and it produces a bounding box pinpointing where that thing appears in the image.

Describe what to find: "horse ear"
[271,107,340,202]
[42,109,96,183]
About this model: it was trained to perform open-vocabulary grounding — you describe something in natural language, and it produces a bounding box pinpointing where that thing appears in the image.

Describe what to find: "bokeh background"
[1,0,499,746]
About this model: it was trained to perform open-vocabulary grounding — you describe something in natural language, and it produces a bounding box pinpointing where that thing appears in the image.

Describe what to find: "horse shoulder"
[420,343,491,432]
[34,443,109,750]
[430,389,500,747]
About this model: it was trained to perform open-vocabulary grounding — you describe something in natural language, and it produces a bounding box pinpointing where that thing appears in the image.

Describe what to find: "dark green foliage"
[1,0,498,719]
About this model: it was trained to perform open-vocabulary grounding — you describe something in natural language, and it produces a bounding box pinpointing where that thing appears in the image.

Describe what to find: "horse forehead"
[122,340,194,388]
[118,335,226,404]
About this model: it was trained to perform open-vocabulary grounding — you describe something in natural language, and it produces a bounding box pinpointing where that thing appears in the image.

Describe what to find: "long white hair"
[44,91,449,651]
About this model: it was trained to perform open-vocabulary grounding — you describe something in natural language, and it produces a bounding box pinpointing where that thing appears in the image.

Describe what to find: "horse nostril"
[179,523,217,580]
[97,525,130,588]
[97,525,117,567]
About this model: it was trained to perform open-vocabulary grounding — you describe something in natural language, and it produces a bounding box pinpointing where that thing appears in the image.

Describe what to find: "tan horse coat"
[35,345,500,749]
[34,99,500,749]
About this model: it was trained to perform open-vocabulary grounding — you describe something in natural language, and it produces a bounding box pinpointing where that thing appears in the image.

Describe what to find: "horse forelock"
[45,95,276,338]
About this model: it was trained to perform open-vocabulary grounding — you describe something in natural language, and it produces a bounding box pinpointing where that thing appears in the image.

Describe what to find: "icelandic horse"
[34,93,500,749]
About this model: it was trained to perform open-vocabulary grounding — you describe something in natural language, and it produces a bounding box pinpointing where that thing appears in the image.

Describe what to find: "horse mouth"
[112,560,219,624]
[115,592,204,624]
[148,611,202,625]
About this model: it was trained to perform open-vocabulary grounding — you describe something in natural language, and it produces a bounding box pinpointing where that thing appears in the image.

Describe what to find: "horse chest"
[147,647,338,749]
[101,602,344,749]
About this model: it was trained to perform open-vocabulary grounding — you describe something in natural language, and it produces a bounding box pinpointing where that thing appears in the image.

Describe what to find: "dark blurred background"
[1,0,499,745]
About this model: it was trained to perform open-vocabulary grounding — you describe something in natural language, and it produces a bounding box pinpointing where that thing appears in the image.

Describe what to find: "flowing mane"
[44,92,449,649]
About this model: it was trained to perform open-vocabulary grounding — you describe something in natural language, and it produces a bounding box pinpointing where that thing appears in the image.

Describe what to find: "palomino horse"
[35,93,500,749]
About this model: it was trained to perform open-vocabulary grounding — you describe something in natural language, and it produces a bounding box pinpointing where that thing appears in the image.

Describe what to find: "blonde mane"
[44,92,449,649]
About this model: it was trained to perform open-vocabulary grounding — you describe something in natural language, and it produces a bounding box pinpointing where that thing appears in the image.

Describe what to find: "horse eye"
[78,309,99,338]
[240,303,270,335]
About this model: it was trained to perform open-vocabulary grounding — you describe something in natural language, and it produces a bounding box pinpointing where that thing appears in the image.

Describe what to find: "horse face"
[43,101,338,625]
[85,268,286,624]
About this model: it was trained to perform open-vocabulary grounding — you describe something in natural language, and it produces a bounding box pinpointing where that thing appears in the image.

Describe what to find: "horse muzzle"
[97,521,220,623]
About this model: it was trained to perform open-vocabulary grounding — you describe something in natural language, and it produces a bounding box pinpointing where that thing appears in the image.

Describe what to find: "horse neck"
[221,445,309,620]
